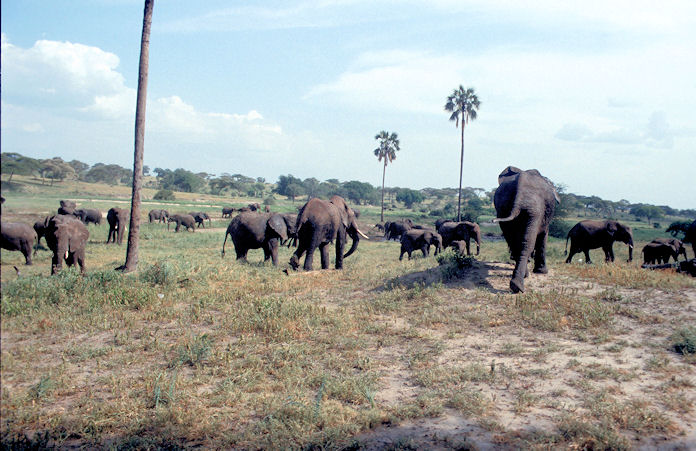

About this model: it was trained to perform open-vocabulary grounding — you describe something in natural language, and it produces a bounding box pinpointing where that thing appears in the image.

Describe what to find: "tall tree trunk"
[457,123,465,221]
[123,0,154,272]
[380,158,387,222]
[8,171,14,183]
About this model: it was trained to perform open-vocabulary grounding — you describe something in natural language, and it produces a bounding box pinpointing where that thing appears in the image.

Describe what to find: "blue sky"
[2,1,695,208]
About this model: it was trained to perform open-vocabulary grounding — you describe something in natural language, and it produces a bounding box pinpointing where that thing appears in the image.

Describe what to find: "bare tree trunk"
[380,159,387,222]
[123,0,154,272]
[457,124,465,221]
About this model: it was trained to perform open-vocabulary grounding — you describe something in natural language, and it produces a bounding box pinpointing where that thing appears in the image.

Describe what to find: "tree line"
[2,151,694,222]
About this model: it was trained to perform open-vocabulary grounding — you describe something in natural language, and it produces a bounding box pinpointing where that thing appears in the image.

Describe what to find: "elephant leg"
[603,245,613,262]
[51,247,65,275]
[335,230,346,269]
[289,241,307,270]
[510,217,540,293]
[303,242,316,271]
[269,239,279,266]
[465,239,471,256]
[22,243,33,265]
[320,243,330,269]
[583,249,592,264]
[399,247,406,261]
[533,230,549,274]
[421,244,428,258]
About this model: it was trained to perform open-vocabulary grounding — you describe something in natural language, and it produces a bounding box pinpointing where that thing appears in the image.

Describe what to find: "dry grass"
[2,186,696,449]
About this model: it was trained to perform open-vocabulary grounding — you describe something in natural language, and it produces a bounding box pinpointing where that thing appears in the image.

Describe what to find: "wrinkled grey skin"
[564,220,634,264]
[289,196,365,271]
[222,212,289,265]
[148,209,169,223]
[167,214,196,232]
[188,212,211,228]
[385,219,413,241]
[399,229,442,260]
[643,238,687,264]
[438,221,481,255]
[73,208,102,225]
[44,215,89,275]
[57,199,77,216]
[221,207,236,218]
[1,221,37,265]
[494,166,560,293]
[107,207,130,244]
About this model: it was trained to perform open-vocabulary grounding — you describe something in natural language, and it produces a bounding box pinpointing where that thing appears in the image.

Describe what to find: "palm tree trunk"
[380,158,387,222]
[123,0,154,272]
[457,123,465,221]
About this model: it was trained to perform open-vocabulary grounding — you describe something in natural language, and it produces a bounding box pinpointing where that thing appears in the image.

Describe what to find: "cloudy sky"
[2,1,695,208]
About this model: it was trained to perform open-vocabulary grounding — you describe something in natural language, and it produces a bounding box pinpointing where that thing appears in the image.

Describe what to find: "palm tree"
[123,0,154,272]
[444,86,480,221]
[374,130,400,222]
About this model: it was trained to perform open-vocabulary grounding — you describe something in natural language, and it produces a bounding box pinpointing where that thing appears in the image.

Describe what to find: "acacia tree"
[374,130,400,222]
[444,86,480,221]
[123,0,154,272]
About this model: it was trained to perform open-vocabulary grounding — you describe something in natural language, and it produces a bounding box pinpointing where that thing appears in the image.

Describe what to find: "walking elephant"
[34,218,50,248]
[1,222,37,265]
[644,238,687,263]
[385,219,413,241]
[44,215,89,275]
[167,214,196,232]
[148,209,169,223]
[221,207,235,218]
[289,195,368,271]
[564,220,633,264]
[188,212,211,228]
[222,212,291,265]
[107,208,129,244]
[494,166,560,293]
[399,229,442,260]
[282,213,298,248]
[73,208,102,225]
[437,221,481,255]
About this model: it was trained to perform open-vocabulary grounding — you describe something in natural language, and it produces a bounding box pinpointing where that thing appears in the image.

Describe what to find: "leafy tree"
[445,85,480,221]
[142,165,150,176]
[341,181,379,205]
[274,174,304,199]
[666,221,691,240]
[285,182,304,203]
[1,153,41,182]
[67,159,90,179]
[153,189,174,201]
[303,177,321,199]
[39,158,76,185]
[84,163,131,185]
[374,130,400,221]
[396,188,424,208]
[630,205,664,223]
[160,168,205,193]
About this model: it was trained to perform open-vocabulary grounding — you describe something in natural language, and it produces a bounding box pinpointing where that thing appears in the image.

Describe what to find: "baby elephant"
[399,229,442,261]
[168,214,196,232]
[1,222,37,265]
[44,215,89,275]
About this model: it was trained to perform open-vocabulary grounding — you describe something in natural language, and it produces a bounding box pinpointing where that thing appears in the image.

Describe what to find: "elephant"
[73,208,102,225]
[148,209,169,223]
[399,229,442,260]
[435,218,457,231]
[289,195,368,271]
[264,205,271,213]
[494,166,560,293]
[281,213,298,248]
[44,215,89,275]
[58,199,77,216]
[188,212,211,228]
[450,240,469,254]
[564,220,634,264]
[1,222,37,265]
[34,217,51,248]
[221,207,236,218]
[645,238,687,263]
[106,207,130,244]
[641,242,673,265]
[385,219,413,241]
[248,203,261,211]
[221,212,293,265]
[167,214,196,232]
[238,207,252,213]
[374,223,385,233]
[685,220,696,258]
[437,221,481,255]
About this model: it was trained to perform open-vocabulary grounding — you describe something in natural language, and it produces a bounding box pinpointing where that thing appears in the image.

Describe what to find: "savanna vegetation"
[2,169,695,449]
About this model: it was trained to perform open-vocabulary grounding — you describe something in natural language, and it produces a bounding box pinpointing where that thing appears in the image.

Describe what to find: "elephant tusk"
[357,229,369,239]
[65,250,69,259]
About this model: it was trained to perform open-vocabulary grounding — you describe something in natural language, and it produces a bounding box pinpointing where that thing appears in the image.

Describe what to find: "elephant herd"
[2,166,695,292]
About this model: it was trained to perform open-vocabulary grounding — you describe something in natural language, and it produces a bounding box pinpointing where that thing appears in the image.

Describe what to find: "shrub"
[263,196,276,206]
[671,327,696,355]
[549,219,573,238]
[153,189,175,201]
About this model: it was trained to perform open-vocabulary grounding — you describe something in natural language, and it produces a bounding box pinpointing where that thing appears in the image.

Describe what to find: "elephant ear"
[330,195,351,228]
[497,166,522,185]
[267,214,288,241]
[606,222,618,237]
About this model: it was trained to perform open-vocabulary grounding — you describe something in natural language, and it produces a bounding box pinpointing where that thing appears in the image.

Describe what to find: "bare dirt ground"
[351,261,696,450]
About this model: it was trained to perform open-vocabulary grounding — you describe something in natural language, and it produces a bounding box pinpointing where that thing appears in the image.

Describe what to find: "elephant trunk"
[343,227,360,258]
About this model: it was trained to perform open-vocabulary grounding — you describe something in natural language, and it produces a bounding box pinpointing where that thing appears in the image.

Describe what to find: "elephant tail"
[222,231,230,257]
[492,205,521,224]
[564,233,570,256]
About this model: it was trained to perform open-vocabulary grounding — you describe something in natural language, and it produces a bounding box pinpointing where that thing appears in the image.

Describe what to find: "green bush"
[549,219,573,239]
[671,327,696,355]
[264,196,276,206]
[153,189,175,201]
